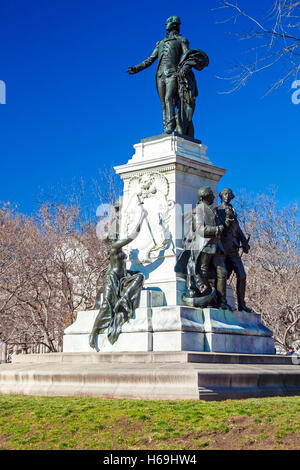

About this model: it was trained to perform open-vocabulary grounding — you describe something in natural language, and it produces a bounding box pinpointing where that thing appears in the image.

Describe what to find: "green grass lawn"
[0,394,299,450]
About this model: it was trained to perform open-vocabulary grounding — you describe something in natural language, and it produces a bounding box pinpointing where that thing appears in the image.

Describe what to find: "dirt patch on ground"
[189,416,299,450]
[128,416,300,450]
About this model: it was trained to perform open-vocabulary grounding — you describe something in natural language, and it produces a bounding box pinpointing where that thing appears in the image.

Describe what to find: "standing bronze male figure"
[217,188,254,313]
[127,16,209,138]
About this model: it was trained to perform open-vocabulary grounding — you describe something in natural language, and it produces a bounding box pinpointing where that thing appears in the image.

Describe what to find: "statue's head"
[165,15,181,32]
[197,186,214,205]
[219,188,235,203]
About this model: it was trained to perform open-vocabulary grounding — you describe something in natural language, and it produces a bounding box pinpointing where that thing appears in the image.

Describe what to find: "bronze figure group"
[89,186,253,352]
[176,186,253,312]
[127,16,209,138]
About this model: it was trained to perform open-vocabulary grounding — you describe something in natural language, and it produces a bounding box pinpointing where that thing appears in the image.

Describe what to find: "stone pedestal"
[63,291,274,355]
[63,134,275,355]
[63,290,162,353]
[3,351,299,400]
[114,133,226,306]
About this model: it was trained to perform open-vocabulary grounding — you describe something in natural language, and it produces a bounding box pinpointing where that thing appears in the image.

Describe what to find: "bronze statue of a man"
[127,16,209,138]
[191,187,230,309]
[217,188,253,313]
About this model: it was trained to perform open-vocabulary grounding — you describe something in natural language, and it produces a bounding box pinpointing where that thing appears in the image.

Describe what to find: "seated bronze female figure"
[89,203,148,351]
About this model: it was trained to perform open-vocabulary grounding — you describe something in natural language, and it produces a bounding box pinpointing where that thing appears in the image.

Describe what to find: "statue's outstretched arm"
[127,43,159,74]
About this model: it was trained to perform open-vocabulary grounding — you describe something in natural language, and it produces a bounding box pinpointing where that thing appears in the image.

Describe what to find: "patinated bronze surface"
[89,203,147,351]
[176,186,232,309]
[216,188,254,313]
[127,16,209,138]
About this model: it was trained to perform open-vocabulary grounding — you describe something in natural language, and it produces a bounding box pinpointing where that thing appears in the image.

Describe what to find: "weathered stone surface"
[63,304,275,354]
[10,351,294,365]
[1,351,299,401]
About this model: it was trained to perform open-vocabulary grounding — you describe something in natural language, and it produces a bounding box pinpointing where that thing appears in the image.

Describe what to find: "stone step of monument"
[1,358,300,401]
[10,351,294,366]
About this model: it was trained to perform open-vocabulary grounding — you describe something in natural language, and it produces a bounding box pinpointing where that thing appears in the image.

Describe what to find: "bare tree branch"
[235,188,300,351]
[214,0,300,93]
[0,173,118,358]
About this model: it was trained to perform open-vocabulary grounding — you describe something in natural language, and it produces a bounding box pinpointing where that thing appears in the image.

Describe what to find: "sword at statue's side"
[137,194,157,248]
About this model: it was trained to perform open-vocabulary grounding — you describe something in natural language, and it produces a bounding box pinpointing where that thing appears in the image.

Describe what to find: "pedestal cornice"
[114,134,226,183]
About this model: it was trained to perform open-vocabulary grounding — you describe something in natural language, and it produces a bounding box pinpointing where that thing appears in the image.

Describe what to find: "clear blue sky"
[0,0,299,213]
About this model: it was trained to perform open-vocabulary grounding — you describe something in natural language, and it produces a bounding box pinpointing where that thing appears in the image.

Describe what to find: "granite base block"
[63,308,154,353]
[204,333,275,355]
[153,331,205,352]
[2,352,299,400]
[63,332,153,353]
[202,308,273,337]
[63,289,163,353]
[63,300,275,354]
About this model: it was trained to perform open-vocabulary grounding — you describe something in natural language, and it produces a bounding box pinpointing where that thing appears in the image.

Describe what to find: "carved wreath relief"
[123,172,174,264]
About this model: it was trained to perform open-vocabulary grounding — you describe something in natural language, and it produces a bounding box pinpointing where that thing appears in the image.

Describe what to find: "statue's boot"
[238,303,254,313]
[218,298,233,311]
[216,275,233,311]
[164,117,176,134]
[236,275,254,312]
[195,274,211,295]
[162,108,167,131]
[187,288,198,298]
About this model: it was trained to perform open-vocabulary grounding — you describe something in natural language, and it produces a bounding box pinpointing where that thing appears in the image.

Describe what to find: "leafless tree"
[0,202,113,359]
[233,188,300,351]
[1,179,298,356]
[214,1,300,93]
